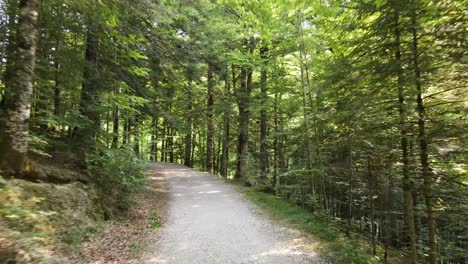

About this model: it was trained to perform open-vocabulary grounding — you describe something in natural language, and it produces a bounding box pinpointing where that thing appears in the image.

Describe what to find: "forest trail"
[142,163,323,264]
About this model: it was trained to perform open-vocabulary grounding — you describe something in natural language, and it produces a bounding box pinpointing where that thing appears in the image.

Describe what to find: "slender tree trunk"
[235,67,247,179]
[206,63,215,172]
[169,127,174,163]
[76,15,100,150]
[297,11,313,171]
[235,38,255,179]
[259,46,269,182]
[411,6,437,263]
[191,130,196,166]
[395,11,418,264]
[0,0,40,175]
[184,76,193,167]
[53,38,60,118]
[161,118,166,162]
[112,106,119,148]
[52,2,62,123]
[367,156,377,255]
[133,114,140,156]
[220,66,231,177]
[150,114,157,161]
[122,115,129,146]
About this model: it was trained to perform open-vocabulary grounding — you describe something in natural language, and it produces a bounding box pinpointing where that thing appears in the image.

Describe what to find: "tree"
[0,0,40,174]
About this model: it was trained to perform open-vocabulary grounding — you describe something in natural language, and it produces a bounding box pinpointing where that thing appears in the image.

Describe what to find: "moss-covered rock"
[1,171,105,263]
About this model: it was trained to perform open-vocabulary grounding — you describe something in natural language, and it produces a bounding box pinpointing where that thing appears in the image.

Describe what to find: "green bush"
[86,148,148,212]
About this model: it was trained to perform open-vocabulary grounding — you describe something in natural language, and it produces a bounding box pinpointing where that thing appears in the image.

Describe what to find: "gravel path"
[143,163,323,264]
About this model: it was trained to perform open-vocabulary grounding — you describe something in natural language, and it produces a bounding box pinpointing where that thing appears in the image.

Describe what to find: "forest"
[0,0,466,263]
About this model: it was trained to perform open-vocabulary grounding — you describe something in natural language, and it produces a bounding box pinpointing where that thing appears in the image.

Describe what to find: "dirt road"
[142,163,323,264]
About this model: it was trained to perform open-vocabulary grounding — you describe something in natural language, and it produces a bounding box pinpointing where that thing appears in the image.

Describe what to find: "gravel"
[142,163,324,264]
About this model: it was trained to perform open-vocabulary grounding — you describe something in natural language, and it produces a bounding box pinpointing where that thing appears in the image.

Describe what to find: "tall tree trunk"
[133,114,140,156]
[169,127,174,163]
[52,2,62,122]
[0,0,40,174]
[259,46,269,182]
[220,66,232,177]
[235,38,255,179]
[184,76,193,167]
[150,114,157,162]
[367,156,376,255]
[206,63,215,172]
[53,38,60,118]
[112,105,119,148]
[394,11,418,264]
[297,11,313,171]
[411,5,437,263]
[122,115,129,146]
[76,15,100,150]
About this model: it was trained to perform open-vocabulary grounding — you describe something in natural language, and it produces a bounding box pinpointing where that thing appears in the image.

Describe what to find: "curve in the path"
[143,163,323,264]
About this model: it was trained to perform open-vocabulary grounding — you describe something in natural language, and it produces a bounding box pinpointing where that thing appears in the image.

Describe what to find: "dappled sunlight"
[142,163,324,264]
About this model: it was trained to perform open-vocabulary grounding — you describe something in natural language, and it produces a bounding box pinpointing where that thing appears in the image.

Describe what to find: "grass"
[243,187,377,264]
[129,242,144,258]
[148,212,161,229]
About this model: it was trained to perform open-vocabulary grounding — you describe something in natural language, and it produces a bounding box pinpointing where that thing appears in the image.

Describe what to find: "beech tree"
[0,0,40,174]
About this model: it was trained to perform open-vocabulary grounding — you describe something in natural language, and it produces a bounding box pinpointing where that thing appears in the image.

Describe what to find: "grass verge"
[243,187,378,264]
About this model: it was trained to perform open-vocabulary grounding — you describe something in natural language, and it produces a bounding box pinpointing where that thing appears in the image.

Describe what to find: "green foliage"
[148,212,162,229]
[86,148,148,212]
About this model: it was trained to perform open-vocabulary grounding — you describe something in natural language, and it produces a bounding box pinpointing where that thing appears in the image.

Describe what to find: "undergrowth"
[86,147,148,216]
[0,175,56,263]
[244,187,377,264]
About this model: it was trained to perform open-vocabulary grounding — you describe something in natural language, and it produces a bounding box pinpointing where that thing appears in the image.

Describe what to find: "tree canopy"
[0,0,466,263]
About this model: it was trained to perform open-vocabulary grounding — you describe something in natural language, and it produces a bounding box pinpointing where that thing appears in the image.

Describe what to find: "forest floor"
[73,163,171,263]
[140,163,324,264]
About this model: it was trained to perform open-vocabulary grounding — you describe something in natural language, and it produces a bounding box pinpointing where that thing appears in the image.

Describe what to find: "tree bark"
[133,114,140,156]
[395,10,418,263]
[0,0,40,175]
[206,63,215,172]
[150,114,158,162]
[184,75,193,167]
[411,5,437,263]
[76,15,100,150]
[235,38,255,179]
[220,66,232,177]
[259,46,269,182]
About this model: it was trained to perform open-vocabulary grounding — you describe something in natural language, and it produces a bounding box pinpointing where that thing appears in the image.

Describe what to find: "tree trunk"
[133,114,140,156]
[0,0,40,175]
[184,76,193,167]
[122,115,129,146]
[297,11,313,171]
[235,38,255,179]
[206,63,215,172]
[220,66,232,177]
[150,114,157,161]
[76,15,100,151]
[411,6,437,263]
[395,11,418,263]
[259,46,269,182]
[169,127,174,163]
[367,156,376,255]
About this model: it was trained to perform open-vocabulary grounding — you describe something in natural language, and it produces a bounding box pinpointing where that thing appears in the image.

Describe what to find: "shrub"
[86,148,148,212]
